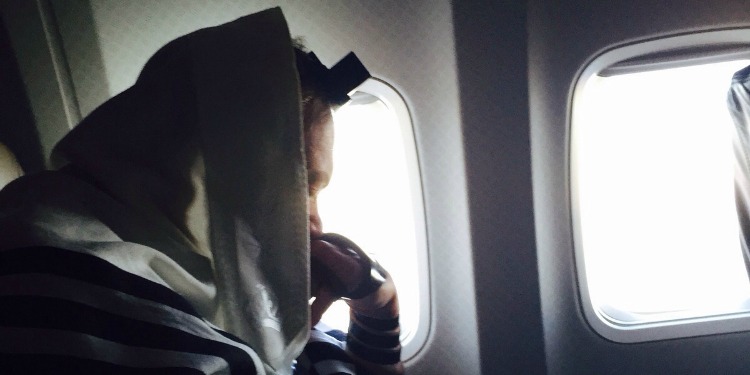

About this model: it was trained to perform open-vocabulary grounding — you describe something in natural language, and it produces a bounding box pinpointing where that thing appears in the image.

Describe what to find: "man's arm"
[309,237,405,375]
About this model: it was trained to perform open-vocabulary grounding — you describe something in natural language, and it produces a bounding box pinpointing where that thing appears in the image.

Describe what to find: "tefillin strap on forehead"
[308,52,371,106]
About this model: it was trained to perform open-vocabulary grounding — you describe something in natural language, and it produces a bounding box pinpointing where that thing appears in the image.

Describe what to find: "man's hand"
[309,237,399,324]
[309,236,404,375]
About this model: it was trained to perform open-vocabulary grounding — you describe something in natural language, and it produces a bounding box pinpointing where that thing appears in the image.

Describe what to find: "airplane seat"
[727,64,750,274]
[0,142,24,190]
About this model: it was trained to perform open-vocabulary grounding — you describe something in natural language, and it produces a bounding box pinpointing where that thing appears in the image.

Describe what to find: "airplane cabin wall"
[529,0,750,373]
[451,2,547,374]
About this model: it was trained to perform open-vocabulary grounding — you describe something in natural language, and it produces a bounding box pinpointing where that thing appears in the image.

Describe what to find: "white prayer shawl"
[729,65,750,271]
[0,7,309,374]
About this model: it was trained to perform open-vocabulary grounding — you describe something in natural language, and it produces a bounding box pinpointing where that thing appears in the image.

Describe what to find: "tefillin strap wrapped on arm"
[318,233,388,300]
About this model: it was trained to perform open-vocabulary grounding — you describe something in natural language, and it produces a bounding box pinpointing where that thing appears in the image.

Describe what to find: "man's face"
[305,102,334,240]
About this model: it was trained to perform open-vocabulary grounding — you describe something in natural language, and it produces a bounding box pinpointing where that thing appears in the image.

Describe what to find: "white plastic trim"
[349,78,431,360]
[571,29,750,343]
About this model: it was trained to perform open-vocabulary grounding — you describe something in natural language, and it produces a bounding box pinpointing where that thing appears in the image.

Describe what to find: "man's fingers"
[310,239,365,288]
[310,235,399,322]
[310,286,338,326]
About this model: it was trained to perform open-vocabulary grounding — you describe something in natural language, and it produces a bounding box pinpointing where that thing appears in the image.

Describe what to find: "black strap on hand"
[317,233,387,300]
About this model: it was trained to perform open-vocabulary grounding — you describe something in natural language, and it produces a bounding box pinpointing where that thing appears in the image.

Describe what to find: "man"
[0,7,402,375]
[294,37,403,375]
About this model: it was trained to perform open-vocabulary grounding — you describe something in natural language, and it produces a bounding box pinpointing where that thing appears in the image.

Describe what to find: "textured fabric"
[0,143,23,189]
[0,245,259,374]
[0,7,309,374]
[293,317,401,375]
[728,65,750,273]
[295,328,355,375]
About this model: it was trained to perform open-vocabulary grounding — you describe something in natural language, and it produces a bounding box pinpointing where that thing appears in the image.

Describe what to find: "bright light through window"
[316,81,426,355]
[574,59,750,326]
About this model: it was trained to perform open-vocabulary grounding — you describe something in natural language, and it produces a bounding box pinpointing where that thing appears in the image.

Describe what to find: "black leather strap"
[318,233,386,299]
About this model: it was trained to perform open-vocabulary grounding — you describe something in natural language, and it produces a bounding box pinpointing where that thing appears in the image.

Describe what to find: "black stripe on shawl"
[0,246,200,317]
[0,353,204,374]
[0,246,266,370]
[0,295,257,374]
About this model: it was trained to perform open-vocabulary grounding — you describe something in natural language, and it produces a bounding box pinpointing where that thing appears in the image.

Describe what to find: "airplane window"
[573,54,750,342]
[317,79,428,359]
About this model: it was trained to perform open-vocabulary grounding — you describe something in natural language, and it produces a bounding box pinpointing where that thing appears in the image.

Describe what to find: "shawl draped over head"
[729,65,750,274]
[0,7,310,373]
